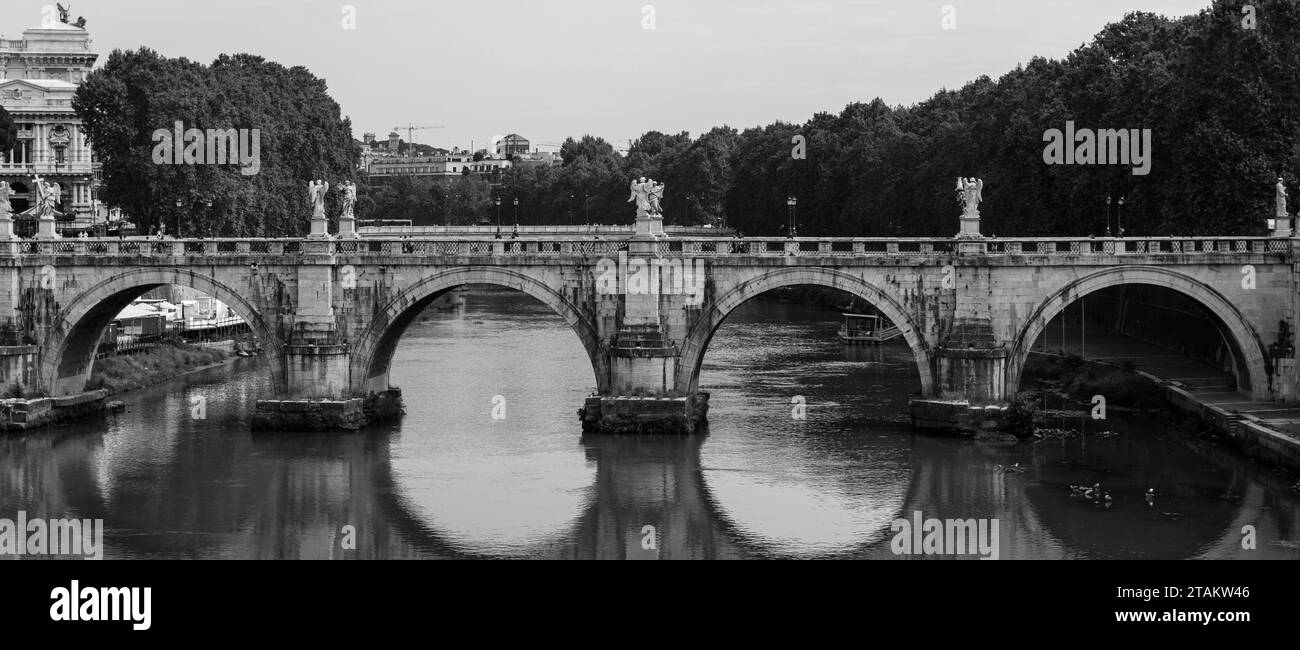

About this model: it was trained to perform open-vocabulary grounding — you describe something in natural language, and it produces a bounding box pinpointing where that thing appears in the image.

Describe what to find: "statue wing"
[956,177,963,191]
[976,179,984,201]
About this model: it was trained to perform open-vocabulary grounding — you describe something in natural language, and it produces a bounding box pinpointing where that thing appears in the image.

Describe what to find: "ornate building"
[0,12,99,232]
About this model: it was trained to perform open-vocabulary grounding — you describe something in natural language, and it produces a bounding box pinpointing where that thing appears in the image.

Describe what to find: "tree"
[74,48,359,236]
[0,106,15,158]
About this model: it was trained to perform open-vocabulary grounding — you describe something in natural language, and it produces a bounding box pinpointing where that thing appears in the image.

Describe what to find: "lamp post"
[174,197,182,239]
[1105,195,1112,237]
[1117,196,1125,237]
[569,194,574,224]
[513,197,519,227]
[786,196,798,239]
[584,193,590,223]
[494,197,502,239]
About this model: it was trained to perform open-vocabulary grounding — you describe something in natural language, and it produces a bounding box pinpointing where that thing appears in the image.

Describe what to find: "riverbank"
[1019,351,1167,412]
[1018,350,1300,473]
[85,342,235,395]
[1,341,253,432]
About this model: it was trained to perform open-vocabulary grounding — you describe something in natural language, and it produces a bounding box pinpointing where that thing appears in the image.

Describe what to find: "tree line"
[368,0,1300,238]
[72,0,1300,237]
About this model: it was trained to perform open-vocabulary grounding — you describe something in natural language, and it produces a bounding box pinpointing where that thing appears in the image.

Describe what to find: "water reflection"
[1,289,1297,559]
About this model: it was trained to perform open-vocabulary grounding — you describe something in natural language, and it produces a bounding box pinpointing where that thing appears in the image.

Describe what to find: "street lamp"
[204,199,213,238]
[513,197,519,226]
[1117,196,1125,237]
[584,193,590,223]
[569,194,574,224]
[174,197,182,239]
[494,197,502,239]
[786,196,798,239]
[1105,195,1112,237]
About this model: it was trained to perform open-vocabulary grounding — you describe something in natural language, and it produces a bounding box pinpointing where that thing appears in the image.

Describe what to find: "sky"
[5,0,1215,151]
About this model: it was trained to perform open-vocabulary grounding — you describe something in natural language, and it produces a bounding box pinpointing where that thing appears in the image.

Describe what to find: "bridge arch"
[41,268,283,397]
[1006,266,1269,399]
[349,266,608,395]
[677,267,935,396]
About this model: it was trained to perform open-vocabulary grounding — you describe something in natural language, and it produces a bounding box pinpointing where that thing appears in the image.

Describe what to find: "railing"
[4,236,1292,259]
[875,326,904,342]
[984,237,1290,255]
[0,162,99,174]
[356,224,737,237]
[13,238,311,257]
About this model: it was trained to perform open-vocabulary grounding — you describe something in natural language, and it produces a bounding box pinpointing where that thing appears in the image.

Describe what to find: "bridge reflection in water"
[0,291,1297,559]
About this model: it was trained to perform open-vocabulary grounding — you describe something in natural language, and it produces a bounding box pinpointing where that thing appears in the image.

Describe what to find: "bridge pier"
[910,228,1013,432]
[579,233,709,435]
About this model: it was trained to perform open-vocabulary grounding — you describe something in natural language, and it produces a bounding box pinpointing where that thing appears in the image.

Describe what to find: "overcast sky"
[7,0,1213,151]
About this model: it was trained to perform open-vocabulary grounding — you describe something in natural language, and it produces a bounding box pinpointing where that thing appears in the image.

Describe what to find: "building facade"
[495,133,530,157]
[0,14,99,232]
[365,150,512,185]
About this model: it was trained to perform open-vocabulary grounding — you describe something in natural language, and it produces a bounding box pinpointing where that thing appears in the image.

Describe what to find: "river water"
[3,288,1298,559]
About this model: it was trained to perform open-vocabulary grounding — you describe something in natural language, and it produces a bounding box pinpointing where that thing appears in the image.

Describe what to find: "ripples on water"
[1,287,1298,559]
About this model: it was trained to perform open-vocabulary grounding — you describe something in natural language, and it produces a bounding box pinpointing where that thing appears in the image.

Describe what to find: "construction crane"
[394,125,445,144]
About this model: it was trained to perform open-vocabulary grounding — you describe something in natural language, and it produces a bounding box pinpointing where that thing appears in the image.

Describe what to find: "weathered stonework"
[0,235,1295,433]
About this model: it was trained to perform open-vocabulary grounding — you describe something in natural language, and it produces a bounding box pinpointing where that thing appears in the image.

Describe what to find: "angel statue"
[308,179,330,218]
[628,177,655,217]
[57,3,71,23]
[956,177,983,217]
[0,181,11,217]
[339,181,357,219]
[1277,178,1289,218]
[23,174,61,219]
[648,180,665,215]
[45,182,62,218]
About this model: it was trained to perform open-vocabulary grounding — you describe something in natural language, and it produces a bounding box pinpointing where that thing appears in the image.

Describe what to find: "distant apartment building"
[495,134,530,158]
[365,148,512,185]
[512,150,562,168]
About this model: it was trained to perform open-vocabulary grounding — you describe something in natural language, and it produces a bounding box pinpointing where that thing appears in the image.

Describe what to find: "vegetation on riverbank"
[84,343,232,395]
[1020,352,1166,410]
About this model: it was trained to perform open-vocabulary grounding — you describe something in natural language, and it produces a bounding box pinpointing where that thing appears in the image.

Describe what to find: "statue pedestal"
[1270,217,1293,238]
[956,213,982,239]
[337,215,359,240]
[634,213,664,239]
[307,214,332,240]
[0,212,16,240]
[35,216,57,240]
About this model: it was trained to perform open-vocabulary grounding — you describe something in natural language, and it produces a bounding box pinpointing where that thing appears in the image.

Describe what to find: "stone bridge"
[0,230,1295,431]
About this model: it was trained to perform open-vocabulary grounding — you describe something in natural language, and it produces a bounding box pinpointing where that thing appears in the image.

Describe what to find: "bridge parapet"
[0,236,1292,261]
